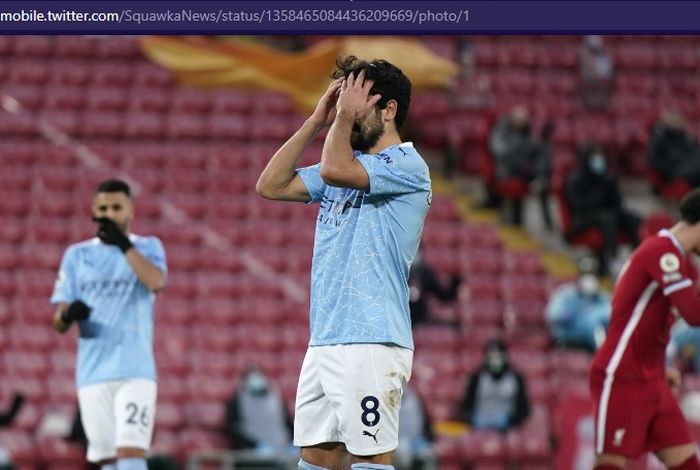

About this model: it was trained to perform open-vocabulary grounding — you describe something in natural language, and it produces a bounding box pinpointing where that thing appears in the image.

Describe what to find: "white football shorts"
[294,344,413,456]
[77,378,157,462]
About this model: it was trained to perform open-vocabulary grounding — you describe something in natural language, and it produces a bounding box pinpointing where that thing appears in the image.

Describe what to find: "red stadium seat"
[151,429,184,461]
[95,37,141,60]
[187,375,235,402]
[0,429,39,468]
[86,87,129,111]
[133,63,176,88]
[123,112,165,139]
[128,87,171,112]
[171,88,212,114]
[166,112,208,139]
[92,62,135,87]
[2,84,43,110]
[7,60,49,84]
[37,436,89,469]
[460,430,508,466]
[54,36,97,58]
[51,61,92,86]
[155,401,186,431]
[80,111,124,138]
[3,351,49,377]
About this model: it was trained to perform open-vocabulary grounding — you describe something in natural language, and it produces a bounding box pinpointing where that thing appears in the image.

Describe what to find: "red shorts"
[590,370,692,457]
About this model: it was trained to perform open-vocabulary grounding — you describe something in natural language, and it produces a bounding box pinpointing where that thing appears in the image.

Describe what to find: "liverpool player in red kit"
[590,189,700,470]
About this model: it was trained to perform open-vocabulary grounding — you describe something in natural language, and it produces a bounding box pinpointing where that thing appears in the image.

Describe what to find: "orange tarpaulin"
[140,36,458,111]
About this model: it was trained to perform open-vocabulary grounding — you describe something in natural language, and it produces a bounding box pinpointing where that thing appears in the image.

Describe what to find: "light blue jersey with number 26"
[51,235,167,388]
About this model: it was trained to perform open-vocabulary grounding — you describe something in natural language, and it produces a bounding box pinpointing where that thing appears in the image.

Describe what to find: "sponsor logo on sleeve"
[660,253,680,273]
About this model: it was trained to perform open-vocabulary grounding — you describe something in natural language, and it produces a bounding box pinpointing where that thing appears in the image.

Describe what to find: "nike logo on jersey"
[363,429,379,444]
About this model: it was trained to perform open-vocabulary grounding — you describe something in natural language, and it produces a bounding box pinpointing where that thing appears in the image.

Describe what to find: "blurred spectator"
[487,105,553,228]
[648,110,700,188]
[579,35,614,109]
[545,257,611,353]
[224,366,295,469]
[0,393,25,470]
[458,338,530,432]
[668,319,700,374]
[564,142,641,275]
[394,385,436,470]
[409,248,460,328]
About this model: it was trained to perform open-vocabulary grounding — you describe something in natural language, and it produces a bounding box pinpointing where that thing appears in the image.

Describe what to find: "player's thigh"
[590,373,657,457]
[649,383,695,465]
[295,347,342,449]
[113,378,157,451]
[78,381,119,462]
[319,344,413,458]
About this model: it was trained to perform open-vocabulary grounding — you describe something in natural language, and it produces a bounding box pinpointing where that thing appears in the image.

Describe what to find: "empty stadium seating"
[1,34,698,469]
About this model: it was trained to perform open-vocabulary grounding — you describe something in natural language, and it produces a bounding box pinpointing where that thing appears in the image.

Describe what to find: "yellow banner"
[140,36,458,111]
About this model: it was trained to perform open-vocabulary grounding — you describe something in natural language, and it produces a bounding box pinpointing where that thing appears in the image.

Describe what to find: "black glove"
[0,393,24,426]
[93,217,133,253]
[61,300,92,324]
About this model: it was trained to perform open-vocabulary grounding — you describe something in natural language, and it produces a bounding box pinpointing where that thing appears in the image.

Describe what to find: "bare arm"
[321,70,379,190]
[256,79,343,201]
[52,303,71,333]
[125,248,166,293]
[255,119,323,201]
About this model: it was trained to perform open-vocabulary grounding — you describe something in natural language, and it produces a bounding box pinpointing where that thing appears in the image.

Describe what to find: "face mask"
[244,372,269,395]
[579,274,600,296]
[589,154,606,174]
[486,351,506,373]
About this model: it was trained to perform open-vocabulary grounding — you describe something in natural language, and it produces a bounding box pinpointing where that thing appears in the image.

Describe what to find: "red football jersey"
[592,229,700,381]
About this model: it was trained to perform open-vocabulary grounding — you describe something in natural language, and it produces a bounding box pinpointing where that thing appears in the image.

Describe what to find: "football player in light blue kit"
[256,56,431,470]
[51,179,167,470]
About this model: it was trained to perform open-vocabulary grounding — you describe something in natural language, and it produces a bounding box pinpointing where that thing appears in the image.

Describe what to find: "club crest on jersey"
[613,428,626,446]
[660,253,680,273]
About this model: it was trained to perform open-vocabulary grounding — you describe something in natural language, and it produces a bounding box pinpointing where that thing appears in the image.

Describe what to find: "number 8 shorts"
[77,378,157,463]
[294,344,413,456]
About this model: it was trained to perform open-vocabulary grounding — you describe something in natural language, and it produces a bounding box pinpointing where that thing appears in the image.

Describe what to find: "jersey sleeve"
[356,150,431,196]
[50,247,78,304]
[645,241,700,325]
[296,163,326,203]
[142,237,168,273]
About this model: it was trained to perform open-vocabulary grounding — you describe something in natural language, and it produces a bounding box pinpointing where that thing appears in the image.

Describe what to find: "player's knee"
[593,452,626,469]
[669,455,700,470]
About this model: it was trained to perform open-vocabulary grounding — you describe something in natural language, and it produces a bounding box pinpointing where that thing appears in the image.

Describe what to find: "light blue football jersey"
[50,235,167,388]
[297,142,431,349]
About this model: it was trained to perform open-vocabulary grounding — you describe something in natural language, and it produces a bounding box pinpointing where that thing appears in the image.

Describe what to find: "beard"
[350,110,385,153]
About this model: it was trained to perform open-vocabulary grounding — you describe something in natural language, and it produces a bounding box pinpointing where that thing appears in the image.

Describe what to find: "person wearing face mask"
[564,142,641,275]
[224,366,295,469]
[457,339,530,432]
[487,105,553,228]
[545,257,612,353]
[649,110,700,189]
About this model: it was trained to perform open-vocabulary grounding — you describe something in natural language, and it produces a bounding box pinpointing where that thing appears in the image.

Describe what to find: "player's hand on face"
[309,78,343,129]
[93,217,133,253]
[666,366,682,389]
[336,69,382,121]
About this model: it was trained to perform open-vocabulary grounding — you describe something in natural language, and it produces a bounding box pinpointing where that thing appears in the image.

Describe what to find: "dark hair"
[577,141,604,164]
[680,188,700,224]
[332,55,412,131]
[484,337,507,354]
[95,179,131,197]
